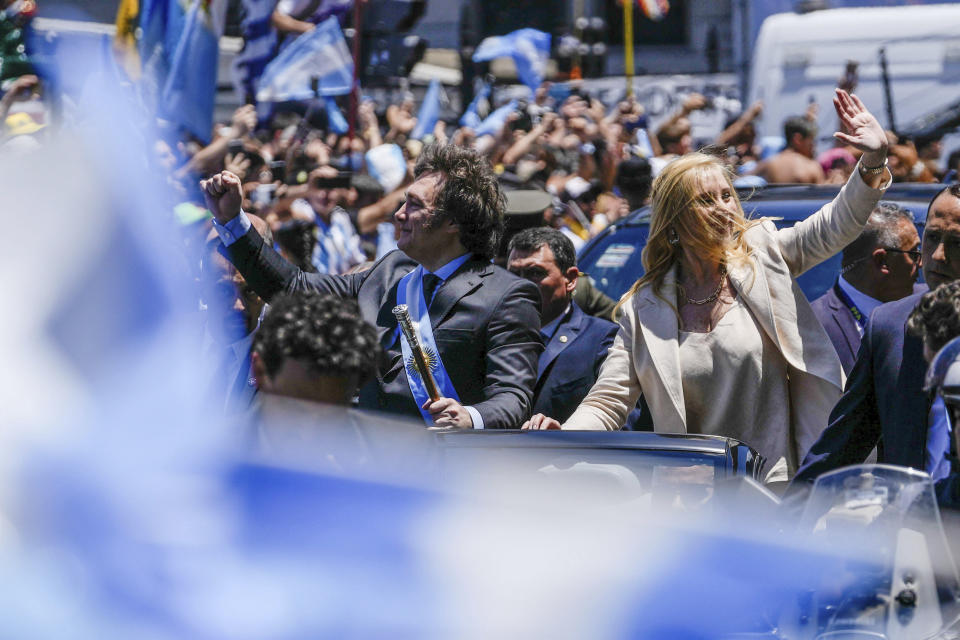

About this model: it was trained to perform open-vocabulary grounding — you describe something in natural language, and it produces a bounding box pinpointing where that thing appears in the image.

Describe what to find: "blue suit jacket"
[532,303,618,423]
[793,289,930,488]
[811,284,862,376]
[811,282,927,376]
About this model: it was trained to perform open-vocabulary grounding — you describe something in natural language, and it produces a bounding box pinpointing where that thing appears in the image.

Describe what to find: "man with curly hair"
[203,144,542,429]
[252,291,381,405]
[250,290,435,474]
[907,281,960,361]
[904,281,960,483]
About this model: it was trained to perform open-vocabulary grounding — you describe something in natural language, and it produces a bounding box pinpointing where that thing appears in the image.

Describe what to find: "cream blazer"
[564,170,889,476]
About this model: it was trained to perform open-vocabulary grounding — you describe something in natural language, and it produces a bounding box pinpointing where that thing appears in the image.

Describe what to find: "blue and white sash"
[396,266,460,423]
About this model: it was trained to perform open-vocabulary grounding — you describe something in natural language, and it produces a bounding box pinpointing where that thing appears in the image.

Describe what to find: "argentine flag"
[459,81,490,130]
[256,16,353,103]
[160,0,227,143]
[410,78,442,140]
[473,28,550,94]
[231,0,278,101]
[473,99,518,138]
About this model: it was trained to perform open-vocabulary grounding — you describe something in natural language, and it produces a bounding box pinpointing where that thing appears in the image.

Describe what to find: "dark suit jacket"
[792,288,930,489]
[812,282,926,376]
[226,229,543,428]
[811,285,862,376]
[532,303,618,423]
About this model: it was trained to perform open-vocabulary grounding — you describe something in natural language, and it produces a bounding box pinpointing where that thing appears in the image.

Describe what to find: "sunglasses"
[884,247,922,262]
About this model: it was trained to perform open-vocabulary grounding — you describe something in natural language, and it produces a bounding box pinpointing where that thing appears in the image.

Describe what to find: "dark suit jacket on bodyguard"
[533,303,618,423]
[811,285,862,376]
[225,228,544,428]
[792,289,930,488]
[812,282,927,376]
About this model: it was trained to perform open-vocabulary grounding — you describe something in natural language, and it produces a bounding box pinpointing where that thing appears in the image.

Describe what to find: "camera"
[227,140,245,157]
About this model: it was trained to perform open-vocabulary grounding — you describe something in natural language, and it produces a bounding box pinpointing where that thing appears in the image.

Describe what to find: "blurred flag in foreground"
[473,28,550,94]
[231,0,277,102]
[459,81,490,129]
[160,0,227,143]
[410,78,441,140]
[638,0,670,21]
[473,99,517,137]
[256,16,353,103]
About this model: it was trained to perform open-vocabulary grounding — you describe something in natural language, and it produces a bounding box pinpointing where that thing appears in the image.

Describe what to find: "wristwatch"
[859,157,888,176]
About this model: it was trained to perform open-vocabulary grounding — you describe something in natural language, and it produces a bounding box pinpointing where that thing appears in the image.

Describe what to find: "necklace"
[682,265,727,306]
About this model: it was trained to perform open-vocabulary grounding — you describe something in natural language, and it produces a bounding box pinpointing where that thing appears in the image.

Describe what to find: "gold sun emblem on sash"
[405,345,439,382]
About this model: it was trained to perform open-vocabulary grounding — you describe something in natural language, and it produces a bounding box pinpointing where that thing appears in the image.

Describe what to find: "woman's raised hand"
[832,89,888,163]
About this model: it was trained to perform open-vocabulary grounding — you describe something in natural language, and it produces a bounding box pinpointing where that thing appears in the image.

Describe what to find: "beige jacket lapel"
[727,257,777,349]
[633,268,686,432]
[728,238,844,391]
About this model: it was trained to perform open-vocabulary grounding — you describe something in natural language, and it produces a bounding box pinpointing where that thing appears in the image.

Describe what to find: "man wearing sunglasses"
[812,201,921,374]
[789,184,960,500]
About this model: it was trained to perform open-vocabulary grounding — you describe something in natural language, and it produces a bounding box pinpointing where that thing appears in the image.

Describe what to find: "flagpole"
[348,0,363,148]
[571,0,584,80]
[623,0,634,98]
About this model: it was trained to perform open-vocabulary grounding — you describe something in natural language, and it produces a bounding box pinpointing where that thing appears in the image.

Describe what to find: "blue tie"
[926,396,952,482]
[423,273,442,307]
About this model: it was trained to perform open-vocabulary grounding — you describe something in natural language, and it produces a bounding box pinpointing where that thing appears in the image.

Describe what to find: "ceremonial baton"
[392,304,441,402]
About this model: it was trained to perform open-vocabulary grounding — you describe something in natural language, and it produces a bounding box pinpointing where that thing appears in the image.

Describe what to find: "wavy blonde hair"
[615,152,758,316]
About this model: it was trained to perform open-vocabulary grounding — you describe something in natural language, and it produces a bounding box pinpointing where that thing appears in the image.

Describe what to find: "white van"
[748,4,960,154]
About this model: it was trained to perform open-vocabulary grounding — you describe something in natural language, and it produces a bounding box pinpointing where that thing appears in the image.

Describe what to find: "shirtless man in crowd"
[759,115,825,184]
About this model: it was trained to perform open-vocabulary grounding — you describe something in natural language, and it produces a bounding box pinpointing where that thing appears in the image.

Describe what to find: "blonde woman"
[524,90,891,483]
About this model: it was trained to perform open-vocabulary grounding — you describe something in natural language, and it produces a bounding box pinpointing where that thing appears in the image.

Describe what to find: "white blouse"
[678,295,790,479]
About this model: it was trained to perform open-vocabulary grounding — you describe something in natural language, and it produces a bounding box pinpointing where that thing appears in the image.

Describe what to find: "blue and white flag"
[366,143,406,192]
[396,267,460,425]
[459,81,490,129]
[297,0,353,27]
[137,0,186,104]
[325,96,349,134]
[410,78,441,140]
[275,0,353,53]
[473,99,518,137]
[160,0,226,143]
[473,28,551,93]
[256,16,353,103]
[138,0,185,68]
[231,0,278,101]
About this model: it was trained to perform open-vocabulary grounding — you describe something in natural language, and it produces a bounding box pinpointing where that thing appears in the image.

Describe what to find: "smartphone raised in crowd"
[311,172,353,190]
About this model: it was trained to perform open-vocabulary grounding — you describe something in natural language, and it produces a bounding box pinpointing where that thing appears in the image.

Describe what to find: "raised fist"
[201,171,243,224]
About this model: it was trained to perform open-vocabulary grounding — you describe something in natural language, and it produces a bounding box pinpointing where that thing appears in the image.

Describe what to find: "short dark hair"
[507,227,576,273]
[908,281,960,354]
[842,201,915,266]
[615,156,653,208]
[252,291,380,383]
[928,183,960,218]
[274,219,318,273]
[656,119,690,150]
[414,143,505,259]
[947,148,960,173]
[783,116,816,144]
